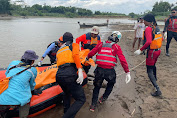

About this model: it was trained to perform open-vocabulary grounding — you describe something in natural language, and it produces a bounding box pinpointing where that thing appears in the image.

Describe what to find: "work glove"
[76,68,84,85]
[134,49,141,55]
[125,72,131,84]
[38,61,42,66]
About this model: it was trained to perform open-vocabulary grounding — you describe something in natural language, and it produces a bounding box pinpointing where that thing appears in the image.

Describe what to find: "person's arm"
[72,43,82,69]
[163,18,170,33]
[87,42,102,58]
[72,43,85,85]
[41,43,55,59]
[114,44,129,73]
[140,27,152,51]
[76,34,86,44]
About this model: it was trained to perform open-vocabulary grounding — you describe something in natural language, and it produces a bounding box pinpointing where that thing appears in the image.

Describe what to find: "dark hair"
[137,18,139,22]
[171,8,177,11]
[21,59,33,65]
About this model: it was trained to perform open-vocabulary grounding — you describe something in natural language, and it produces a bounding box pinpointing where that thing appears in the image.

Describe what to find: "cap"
[21,50,39,60]
[143,14,156,23]
[63,32,73,43]
[91,26,99,34]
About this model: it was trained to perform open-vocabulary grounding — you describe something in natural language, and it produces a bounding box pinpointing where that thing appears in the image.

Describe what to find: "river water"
[0,17,164,68]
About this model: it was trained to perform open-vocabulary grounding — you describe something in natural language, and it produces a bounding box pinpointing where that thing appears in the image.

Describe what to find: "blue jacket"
[0,60,37,106]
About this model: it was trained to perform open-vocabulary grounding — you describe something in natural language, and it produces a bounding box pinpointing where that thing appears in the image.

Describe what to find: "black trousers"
[56,76,86,118]
[166,31,177,52]
[82,65,91,74]
[91,67,116,105]
[146,65,159,89]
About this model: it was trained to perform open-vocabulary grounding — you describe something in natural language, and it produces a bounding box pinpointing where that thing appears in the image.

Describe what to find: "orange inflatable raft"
[0,64,87,118]
[0,49,94,117]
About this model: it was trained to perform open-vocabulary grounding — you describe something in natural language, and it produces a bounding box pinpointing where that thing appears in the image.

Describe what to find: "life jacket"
[150,33,163,49]
[143,27,163,50]
[56,42,74,67]
[96,42,117,68]
[47,41,60,56]
[167,18,177,32]
[81,33,101,50]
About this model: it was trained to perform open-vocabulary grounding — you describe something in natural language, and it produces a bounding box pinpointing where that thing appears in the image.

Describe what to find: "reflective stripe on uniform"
[57,48,70,55]
[97,54,117,58]
[96,59,117,65]
[154,36,162,40]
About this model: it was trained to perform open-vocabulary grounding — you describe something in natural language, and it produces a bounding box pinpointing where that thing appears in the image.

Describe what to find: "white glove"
[134,49,141,55]
[76,68,84,85]
[125,72,131,84]
[38,61,42,66]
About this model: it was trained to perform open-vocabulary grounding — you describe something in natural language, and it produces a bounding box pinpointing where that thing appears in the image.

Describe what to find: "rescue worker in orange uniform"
[56,32,86,118]
[76,26,101,73]
[87,31,131,112]
[134,14,162,97]
[163,8,177,56]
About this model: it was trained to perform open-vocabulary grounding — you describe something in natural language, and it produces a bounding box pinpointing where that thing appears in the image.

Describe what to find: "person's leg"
[132,37,138,51]
[100,69,116,103]
[19,104,30,118]
[91,76,104,105]
[153,65,157,81]
[137,38,142,49]
[166,31,173,56]
[56,76,71,114]
[62,87,71,113]
[146,65,161,96]
[173,32,177,42]
[62,83,86,118]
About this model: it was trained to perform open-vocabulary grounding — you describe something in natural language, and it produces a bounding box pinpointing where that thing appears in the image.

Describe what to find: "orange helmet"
[58,36,63,42]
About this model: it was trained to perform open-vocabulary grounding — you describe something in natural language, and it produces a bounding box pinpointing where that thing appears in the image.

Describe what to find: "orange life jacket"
[143,28,163,50]
[56,43,74,67]
[81,33,101,50]
[150,33,163,49]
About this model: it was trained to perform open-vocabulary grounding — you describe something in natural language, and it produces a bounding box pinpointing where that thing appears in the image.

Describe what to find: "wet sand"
[34,24,177,118]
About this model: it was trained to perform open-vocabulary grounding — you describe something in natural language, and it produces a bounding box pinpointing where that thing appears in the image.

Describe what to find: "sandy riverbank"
[33,24,177,118]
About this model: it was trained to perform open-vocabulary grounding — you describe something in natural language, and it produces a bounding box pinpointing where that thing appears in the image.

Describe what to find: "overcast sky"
[12,0,176,14]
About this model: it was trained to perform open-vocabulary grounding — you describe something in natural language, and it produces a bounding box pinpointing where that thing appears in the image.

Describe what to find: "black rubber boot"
[165,50,170,57]
[151,90,162,96]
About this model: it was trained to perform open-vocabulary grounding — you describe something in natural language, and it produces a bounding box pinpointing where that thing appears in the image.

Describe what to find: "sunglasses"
[171,12,176,13]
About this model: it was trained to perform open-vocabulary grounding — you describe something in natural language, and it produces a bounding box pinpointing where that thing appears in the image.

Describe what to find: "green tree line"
[1,1,177,18]
[0,1,126,17]
[0,0,10,14]
[129,1,177,19]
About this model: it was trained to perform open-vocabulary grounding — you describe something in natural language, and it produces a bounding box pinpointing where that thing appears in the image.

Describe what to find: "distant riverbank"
[0,14,130,20]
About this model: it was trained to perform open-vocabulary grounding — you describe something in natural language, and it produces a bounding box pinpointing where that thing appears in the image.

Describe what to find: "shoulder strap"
[86,33,91,40]
[65,41,73,51]
[54,41,59,46]
[9,65,32,80]
[8,62,25,71]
